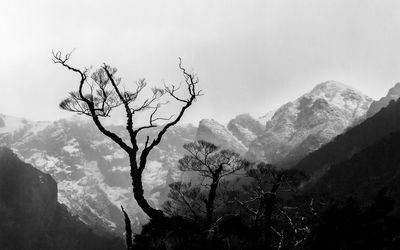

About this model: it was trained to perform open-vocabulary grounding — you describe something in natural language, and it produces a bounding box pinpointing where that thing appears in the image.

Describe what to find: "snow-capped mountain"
[0,80,375,235]
[247,81,373,166]
[0,114,197,235]
[195,119,249,154]
[366,82,400,118]
[227,114,265,147]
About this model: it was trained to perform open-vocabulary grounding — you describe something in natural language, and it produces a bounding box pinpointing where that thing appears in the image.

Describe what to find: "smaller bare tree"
[166,140,249,228]
[233,162,307,249]
[163,181,203,221]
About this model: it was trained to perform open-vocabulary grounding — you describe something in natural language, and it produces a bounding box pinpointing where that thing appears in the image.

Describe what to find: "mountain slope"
[247,81,372,166]
[0,114,197,235]
[294,97,400,177]
[307,130,400,204]
[227,113,264,147]
[195,119,248,154]
[0,147,123,250]
[366,82,400,118]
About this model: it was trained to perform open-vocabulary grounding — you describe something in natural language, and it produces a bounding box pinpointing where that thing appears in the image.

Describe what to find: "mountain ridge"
[0,80,376,235]
[246,80,372,166]
[294,97,400,177]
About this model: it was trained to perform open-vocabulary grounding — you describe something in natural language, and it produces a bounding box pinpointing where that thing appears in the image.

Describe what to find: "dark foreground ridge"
[0,147,124,250]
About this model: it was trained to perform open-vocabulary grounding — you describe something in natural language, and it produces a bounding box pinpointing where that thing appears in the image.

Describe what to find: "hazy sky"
[1,0,400,125]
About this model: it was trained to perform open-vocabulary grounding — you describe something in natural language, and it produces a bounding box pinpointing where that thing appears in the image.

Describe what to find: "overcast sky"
[1,0,400,125]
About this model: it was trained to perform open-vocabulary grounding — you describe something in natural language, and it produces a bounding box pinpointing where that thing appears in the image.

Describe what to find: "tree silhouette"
[165,140,249,229]
[306,190,400,249]
[52,50,201,222]
[233,163,307,249]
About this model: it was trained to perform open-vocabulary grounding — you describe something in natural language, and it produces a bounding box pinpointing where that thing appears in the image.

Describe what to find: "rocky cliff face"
[227,114,264,147]
[247,81,373,166]
[195,119,247,154]
[0,147,123,250]
[195,117,264,155]
[366,82,400,118]
[0,114,197,235]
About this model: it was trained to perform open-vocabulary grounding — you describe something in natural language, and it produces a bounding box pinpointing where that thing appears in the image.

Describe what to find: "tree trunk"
[121,205,133,250]
[263,193,276,249]
[206,180,219,228]
[206,166,222,229]
[131,170,164,219]
[262,178,281,249]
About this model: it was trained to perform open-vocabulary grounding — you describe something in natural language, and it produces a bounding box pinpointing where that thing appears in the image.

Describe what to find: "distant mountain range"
[0,115,196,234]
[289,82,400,208]
[1,80,399,235]
[196,81,373,167]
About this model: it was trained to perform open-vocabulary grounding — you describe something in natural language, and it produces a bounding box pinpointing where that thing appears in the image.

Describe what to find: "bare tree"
[163,181,204,221]
[173,140,249,228]
[233,162,307,249]
[52,51,201,220]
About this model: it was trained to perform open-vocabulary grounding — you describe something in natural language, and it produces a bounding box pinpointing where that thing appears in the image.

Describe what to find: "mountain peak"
[248,81,372,165]
[310,81,364,97]
[300,81,372,113]
[313,80,350,89]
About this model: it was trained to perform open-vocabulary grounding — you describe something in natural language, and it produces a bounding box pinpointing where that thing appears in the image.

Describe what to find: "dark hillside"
[0,147,124,250]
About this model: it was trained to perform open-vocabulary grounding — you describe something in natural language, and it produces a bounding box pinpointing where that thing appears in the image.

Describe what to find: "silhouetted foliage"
[157,143,311,249]
[231,163,309,249]
[305,190,400,249]
[307,129,400,205]
[133,216,203,250]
